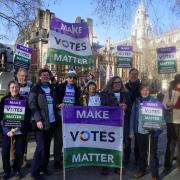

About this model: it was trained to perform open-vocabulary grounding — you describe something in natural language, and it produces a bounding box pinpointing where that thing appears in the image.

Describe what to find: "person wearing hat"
[80,80,101,106]
[163,73,180,174]
[54,68,81,169]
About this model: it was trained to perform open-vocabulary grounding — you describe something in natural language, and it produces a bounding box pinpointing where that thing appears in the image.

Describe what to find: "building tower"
[131,0,152,48]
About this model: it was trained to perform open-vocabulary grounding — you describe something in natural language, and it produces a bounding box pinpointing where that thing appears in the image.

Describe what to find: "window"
[36,31,39,36]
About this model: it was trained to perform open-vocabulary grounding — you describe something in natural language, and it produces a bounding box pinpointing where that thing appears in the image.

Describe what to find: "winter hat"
[65,67,78,79]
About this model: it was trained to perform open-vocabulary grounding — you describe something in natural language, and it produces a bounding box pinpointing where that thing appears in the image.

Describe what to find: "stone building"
[16,9,100,82]
[98,1,180,91]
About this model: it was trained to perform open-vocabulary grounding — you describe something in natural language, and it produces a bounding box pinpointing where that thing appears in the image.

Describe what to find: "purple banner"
[62,106,123,127]
[5,99,26,107]
[16,44,32,54]
[141,101,163,108]
[117,45,133,52]
[156,46,176,54]
[50,17,89,38]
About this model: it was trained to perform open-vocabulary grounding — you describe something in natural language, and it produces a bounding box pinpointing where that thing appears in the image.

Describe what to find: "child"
[129,84,163,180]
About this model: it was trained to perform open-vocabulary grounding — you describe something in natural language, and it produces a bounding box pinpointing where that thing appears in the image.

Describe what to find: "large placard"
[117,45,133,68]
[47,17,93,67]
[157,46,176,74]
[62,106,123,168]
[3,99,26,127]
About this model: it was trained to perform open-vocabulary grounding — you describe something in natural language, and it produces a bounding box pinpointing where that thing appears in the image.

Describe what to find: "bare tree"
[0,0,58,41]
[0,0,41,40]
[91,0,180,33]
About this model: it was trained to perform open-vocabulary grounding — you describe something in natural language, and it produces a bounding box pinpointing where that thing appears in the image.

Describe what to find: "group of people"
[0,67,180,180]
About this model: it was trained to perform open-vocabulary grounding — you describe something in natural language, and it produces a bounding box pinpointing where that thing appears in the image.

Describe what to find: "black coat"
[28,82,59,130]
[56,81,81,105]
[100,91,128,106]
[125,80,141,116]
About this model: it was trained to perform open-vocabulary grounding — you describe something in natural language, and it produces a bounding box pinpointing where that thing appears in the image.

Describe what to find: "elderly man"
[55,68,81,169]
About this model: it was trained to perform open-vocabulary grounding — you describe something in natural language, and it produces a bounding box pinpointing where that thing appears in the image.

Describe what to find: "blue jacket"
[130,96,163,137]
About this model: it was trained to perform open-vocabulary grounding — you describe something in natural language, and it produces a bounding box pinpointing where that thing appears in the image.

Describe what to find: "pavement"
[0,131,180,180]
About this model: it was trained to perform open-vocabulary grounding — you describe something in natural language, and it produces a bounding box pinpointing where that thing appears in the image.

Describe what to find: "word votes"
[6,107,23,112]
[54,37,87,51]
[76,110,110,119]
[70,131,115,142]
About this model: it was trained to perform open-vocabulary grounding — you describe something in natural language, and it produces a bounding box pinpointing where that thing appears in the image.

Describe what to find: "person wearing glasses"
[100,76,128,175]
[55,68,81,169]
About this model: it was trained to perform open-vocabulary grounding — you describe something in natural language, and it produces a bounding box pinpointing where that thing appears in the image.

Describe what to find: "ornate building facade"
[17,8,99,82]
[98,1,180,91]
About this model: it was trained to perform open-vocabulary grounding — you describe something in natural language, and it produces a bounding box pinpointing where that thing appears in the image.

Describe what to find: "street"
[0,130,180,180]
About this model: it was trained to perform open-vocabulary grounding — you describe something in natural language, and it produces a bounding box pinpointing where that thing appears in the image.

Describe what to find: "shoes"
[3,174,10,180]
[133,171,145,178]
[101,167,109,175]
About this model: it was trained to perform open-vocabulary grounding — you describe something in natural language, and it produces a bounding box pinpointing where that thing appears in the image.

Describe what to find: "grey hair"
[17,68,28,77]
[102,76,126,94]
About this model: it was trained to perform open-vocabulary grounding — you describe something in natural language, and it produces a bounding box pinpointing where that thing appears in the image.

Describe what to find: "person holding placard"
[56,68,81,169]
[129,84,163,180]
[0,81,29,179]
[163,73,180,174]
[100,76,128,175]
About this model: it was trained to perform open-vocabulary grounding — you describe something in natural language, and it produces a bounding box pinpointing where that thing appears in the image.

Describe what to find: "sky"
[1,0,180,45]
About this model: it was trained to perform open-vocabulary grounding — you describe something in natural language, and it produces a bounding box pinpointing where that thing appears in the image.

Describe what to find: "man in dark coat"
[124,68,141,165]
[54,68,81,169]
[29,69,60,179]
